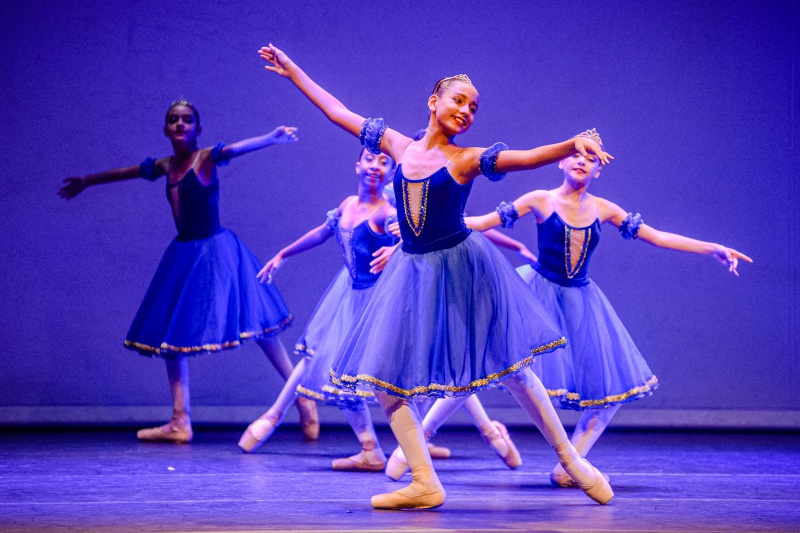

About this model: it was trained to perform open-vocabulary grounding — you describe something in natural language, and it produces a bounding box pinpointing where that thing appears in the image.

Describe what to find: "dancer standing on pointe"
[464,138,751,486]
[258,43,614,509]
[58,100,319,443]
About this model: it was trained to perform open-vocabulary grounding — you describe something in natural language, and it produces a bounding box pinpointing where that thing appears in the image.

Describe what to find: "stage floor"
[0,426,798,532]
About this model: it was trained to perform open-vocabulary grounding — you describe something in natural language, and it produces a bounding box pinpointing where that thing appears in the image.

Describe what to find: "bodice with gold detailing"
[393,165,472,254]
[533,212,601,287]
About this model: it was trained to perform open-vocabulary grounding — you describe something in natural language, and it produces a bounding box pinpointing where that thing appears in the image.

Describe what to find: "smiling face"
[356,148,395,193]
[164,104,201,145]
[559,153,602,188]
[429,79,479,136]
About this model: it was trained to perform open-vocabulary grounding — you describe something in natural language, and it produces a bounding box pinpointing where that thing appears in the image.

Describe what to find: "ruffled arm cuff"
[619,213,643,240]
[479,142,509,181]
[139,157,159,182]
[495,201,519,229]
[325,208,340,233]
[210,142,231,167]
[359,118,387,155]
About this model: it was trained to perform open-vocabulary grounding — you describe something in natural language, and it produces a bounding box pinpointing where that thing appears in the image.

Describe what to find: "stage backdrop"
[1,0,798,429]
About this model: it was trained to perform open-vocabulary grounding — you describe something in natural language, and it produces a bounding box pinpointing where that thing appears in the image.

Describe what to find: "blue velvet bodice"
[393,166,472,254]
[166,169,222,242]
[336,220,399,290]
[533,212,601,287]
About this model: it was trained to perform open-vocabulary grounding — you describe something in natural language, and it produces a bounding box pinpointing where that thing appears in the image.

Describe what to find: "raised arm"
[495,136,612,174]
[257,221,336,284]
[216,126,298,161]
[258,44,411,160]
[57,157,170,200]
[602,200,753,276]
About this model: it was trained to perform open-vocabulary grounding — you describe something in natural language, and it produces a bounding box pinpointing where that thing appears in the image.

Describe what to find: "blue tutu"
[330,231,567,399]
[124,229,291,356]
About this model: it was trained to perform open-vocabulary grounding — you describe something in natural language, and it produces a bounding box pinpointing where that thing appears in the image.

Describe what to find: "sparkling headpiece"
[434,74,473,94]
[576,128,603,147]
[170,98,194,109]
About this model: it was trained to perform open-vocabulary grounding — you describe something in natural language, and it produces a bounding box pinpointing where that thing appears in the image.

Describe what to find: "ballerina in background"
[58,100,319,443]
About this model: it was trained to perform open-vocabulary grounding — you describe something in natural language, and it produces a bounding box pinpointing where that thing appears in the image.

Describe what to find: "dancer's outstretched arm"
[258,44,412,160]
[257,221,335,284]
[58,160,167,199]
[465,191,549,231]
[482,229,537,265]
[601,199,753,276]
[217,126,298,160]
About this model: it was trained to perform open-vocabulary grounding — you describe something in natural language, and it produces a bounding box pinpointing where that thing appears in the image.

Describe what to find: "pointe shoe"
[554,443,614,505]
[137,422,193,443]
[238,417,277,453]
[384,446,410,481]
[481,421,522,469]
[550,464,610,488]
[371,466,446,510]
[332,448,387,472]
[296,397,320,441]
[427,442,451,459]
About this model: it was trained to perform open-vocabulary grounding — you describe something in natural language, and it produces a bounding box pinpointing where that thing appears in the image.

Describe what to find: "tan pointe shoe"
[384,446,410,481]
[332,448,387,472]
[427,442,451,459]
[554,443,614,504]
[296,397,320,441]
[238,417,277,453]
[481,421,522,469]
[136,422,193,444]
[550,464,610,488]
[371,466,446,510]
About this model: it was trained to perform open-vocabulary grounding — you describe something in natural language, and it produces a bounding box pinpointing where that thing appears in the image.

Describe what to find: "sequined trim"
[330,337,566,399]
[124,315,292,356]
[402,178,430,237]
[547,375,659,409]
[294,343,316,357]
[478,142,509,181]
[565,226,591,279]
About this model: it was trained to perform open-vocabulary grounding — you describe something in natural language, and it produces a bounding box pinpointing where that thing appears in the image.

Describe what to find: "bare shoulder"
[338,195,358,212]
[596,196,627,224]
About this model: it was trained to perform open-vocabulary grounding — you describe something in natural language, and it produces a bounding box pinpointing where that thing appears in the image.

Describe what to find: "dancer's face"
[429,81,479,136]
[356,149,395,192]
[164,105,200,144]
[559,153,601,187]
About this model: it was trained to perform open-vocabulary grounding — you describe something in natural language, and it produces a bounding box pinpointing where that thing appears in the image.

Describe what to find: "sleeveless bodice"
[533,212,601,287]
[166,169,222,242]
[393,166,472,254]
[336,220,398,290]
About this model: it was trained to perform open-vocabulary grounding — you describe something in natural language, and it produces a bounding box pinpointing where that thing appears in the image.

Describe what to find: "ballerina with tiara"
[58,99,319,444]
[462,132,751,486]
[258,43,614,509]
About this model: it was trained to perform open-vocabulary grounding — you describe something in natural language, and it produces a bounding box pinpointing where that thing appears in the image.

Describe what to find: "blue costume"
[124,144,292,356]
[498,202,658,410]
[330,119,567,399]
[296,204,399,409]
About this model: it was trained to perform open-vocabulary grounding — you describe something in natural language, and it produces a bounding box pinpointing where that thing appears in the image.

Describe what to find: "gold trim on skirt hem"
[547,375,659,409]
[330,337,567,398]
[124,315,293,355]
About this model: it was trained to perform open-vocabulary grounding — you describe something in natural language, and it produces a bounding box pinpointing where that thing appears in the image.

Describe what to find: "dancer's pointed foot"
[550,463,610,488]
[296,397,320,441]
[384,446,410,481]
[136,421,193,443]
[481,420,522,469]
[238,415,278,453]
[371,466,445,510]
[553,442,614,504]
[332,447,387,472]
[427,442,451,459]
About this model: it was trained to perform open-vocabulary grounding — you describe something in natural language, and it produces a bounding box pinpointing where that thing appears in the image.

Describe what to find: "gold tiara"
[577,128,603,146]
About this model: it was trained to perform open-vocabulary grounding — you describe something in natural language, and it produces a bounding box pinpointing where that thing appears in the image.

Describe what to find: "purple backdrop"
[1,0,798,429]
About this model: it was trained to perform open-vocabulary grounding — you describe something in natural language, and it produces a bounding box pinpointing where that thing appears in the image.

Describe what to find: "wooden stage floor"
[0,426,798,532]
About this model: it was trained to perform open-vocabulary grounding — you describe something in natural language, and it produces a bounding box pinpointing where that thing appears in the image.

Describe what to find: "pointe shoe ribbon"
[136,423,193,443]
[481,421,522,469]
[238,417,277,453]
[553,442,614,505]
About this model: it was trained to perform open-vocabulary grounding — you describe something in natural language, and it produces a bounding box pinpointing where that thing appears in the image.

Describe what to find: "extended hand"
[369,245,398,274]
[711,245,753,276]
[270,126,299,144]
[518,246,538,266]
[387,221,401,238]
[257,254,285,284]
[259,44,293,77]
[58,177,87,199]
[574,137,613,166]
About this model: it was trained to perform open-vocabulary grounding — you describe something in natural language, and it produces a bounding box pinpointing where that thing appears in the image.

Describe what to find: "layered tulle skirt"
[295,267,376,410]
[124,229,292,356]
[518,265,658,410]
[330,231,567,399]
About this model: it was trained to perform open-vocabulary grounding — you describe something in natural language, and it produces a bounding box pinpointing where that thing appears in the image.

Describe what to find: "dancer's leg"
[370,392,445,509]
[256,337,319,439]
[504,368,613,504]
[137,356,193,443]
[238,357,309,452]
[415,398,451,459]
[331,404,387,471]
[551,405,620,486]
[462,395,522,469]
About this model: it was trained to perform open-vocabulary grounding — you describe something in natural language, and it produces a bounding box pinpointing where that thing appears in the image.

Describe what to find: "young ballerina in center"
[464,137,751,486]
[259,44,614,509]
